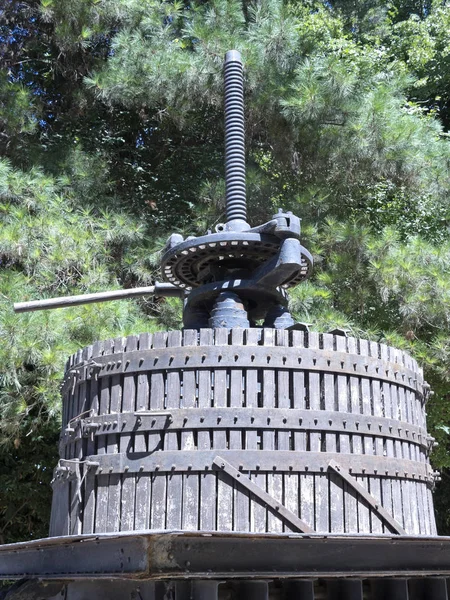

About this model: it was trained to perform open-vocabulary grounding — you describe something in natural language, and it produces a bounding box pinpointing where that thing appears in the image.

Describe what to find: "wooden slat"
[165,330,182,531]
[148,332,166,531]
[198,329,215,531]
[106,337,124,532]
[214,328,232,532]
[120,335,137,532]
[324,334,342,534]
[309,332,327,532]
[214,457,314,534]
[134,332,153,531]
[245,328,265,533]
[291,330,306,452]
[329,460,406,535]
[181,329,199,531]
[231,329,249,532]
[95,339,112,533]
[262,329,282,533]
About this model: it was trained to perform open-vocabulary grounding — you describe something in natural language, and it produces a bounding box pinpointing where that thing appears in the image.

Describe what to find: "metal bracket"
[328,459,406,535]
[213,455,314,534]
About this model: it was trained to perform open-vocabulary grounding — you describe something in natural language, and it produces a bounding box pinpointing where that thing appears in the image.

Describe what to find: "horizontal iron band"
[61,408,429,451]
[64,346,424,396]
[55,451,433,483]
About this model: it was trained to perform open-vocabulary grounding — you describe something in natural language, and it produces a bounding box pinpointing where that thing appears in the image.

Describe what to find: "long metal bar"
[13,283,182,313]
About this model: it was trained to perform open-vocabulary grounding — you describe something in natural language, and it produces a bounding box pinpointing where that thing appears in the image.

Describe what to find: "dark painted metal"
[208,292,250,328]
[224,50,247,229]
[3,532,450,580]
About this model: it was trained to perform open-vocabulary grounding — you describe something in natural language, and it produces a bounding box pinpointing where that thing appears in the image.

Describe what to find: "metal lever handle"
[13,282,183,313]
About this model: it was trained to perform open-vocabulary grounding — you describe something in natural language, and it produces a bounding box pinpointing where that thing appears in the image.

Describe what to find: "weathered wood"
[134,332,152,531]
[214,456,314,533]
[54,328,434,537]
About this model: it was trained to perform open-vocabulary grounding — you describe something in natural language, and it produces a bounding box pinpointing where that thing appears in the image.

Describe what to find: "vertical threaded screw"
[224,50,248,228]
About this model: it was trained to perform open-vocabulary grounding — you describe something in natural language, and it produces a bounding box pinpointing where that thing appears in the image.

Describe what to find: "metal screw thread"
[224,50,247,224]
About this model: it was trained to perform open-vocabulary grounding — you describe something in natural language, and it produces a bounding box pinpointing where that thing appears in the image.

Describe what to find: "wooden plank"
[245,328,260,450]
[323,334,341,534]
[369,476,384,534]
[370,342,384,457]
[276,330,292,533]
[148,332,166,531]
[82,340,101,533]
[182,329,199,531]
[328,460,406,534]
[106,337,124,532]
[299,474,314,533]
[309,332,327,533]
[262,329,282,533]
[356,475,371,534]
[214,457,313,533]
[134,332,153,531]
[245,328,265,533]
[284,472,299,533]
[49,478,70,536]
[165,330,182,531]
[120,335,137,532]
[410,480,420,535]
[95,339,112,533]
[214,328,232,532]
[230,329,249,532]
[291,330,306,451]
[198,329,215,531]
[69,462,82,535]
[428,487,437,535]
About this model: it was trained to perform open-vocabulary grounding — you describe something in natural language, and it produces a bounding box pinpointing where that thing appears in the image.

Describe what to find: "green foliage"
[1,0,450,540]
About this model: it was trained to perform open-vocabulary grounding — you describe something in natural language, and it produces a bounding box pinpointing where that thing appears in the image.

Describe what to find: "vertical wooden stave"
[309,331,328,533]
[245,328,265,533]
[324,334,342,533]
[198,329,215,531]
[277,330,298,531]
[214,328,232,532]
[120,335,137,532]
[231,329,249,532]
[344,336,358,533]
[181,329,199,531]
[165,330,183,531]
[95,339,113,533]
[368,341,383,534]
[106,337,124,533]
[263,328,282,533]
[148,331,166,531]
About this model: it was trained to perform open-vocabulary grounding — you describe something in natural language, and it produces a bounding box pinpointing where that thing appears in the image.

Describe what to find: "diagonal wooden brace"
[213,456,314,534]
[328,459,406,535]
